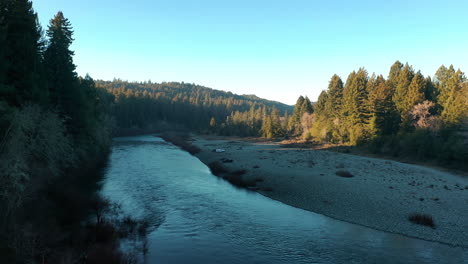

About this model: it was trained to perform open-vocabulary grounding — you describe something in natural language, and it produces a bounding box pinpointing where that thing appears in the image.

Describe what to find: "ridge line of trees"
[297,61,467,168]
[97,80,300,138]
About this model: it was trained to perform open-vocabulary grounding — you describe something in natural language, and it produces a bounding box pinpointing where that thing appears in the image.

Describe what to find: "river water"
[101,135,467,264]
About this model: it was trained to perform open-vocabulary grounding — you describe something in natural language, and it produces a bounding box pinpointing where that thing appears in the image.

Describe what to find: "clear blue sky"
[33,0,468,104]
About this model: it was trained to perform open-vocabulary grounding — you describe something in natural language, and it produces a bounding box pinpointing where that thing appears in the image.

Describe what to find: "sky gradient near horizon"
[33,0,468,104]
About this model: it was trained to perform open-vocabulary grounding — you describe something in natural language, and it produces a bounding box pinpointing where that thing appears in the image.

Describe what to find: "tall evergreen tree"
[290,96,305,135]
[324,74,344,119]
[44,11,83,133]
[0,0,45,105]
[270,108,283,137]
[424,76,436,102]
[400,71,426,130]
[301,96,313,114]
[387,60,404,92]
[434,65,456,109]
[314,91,328,115]
[393,63,415,122]
[0,10,6,99]
[440,69,467,124]
[368,77,399,135]
[341,68,370,143]
[261,111,273,138]
[291,96,305,123]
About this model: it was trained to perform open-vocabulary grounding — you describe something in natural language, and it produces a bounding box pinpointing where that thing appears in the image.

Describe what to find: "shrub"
[206,162,257,188]
[408,213,435,228]
[207,162,228,176]
[160,133,201,154]
[223,174,256,188]
[335,170,354,178]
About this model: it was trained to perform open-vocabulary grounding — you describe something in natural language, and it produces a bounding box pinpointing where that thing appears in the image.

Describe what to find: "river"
[101,135,467,264]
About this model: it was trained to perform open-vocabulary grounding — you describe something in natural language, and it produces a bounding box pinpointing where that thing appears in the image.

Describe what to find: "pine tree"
[270,108,283,137]
[424,76,436,102]
[261,113,272,138]
[290,96,305,135]
[400,71,426,130]
[283,110,290,136]
[0,0,46,105]
[291,96,305,124]
[301,96,313,114]
[368,77,399,135]
[0,3,6,97]
[44,11,82,133]
[324,74,344,119]
[387,60,404,92]
[393,63,415,125]
[341,68,370,143]
[309,90,332,141]
[314,91,328,116]
[440,69,467,125]
[434,65,455,108]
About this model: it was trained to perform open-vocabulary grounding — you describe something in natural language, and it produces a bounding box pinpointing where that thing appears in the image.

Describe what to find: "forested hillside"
[295,61,468,168]
[1,1,467,262]
[0,1,115,262]
[97,80,295,137]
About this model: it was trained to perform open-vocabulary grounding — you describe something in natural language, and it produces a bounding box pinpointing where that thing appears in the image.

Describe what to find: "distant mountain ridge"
[97,80,293,114]
[96,80,294,132]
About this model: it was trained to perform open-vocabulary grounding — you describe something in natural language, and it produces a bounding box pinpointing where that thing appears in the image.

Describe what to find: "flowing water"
[101,135,467,264]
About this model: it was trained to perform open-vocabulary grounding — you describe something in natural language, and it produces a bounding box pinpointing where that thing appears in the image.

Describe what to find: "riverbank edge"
[161,133,468,249]
[279,139,468,176]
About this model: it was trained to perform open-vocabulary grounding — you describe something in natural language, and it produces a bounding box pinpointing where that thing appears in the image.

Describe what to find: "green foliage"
[306,61,467,168]
[387,60,404,89]
[289,95,313,136]
[261,107,283,138]
[341,68,371,144]
[309,75,346,143]
[44,12,81,131]
[0,105,75,224]
[0,0,46,105]
[222,107,264,136]
[434,65,456,108]
[367,75,399,135]
[0,8,115,263]
[324,74,344,119]
[98,80,292,137]
[314,91,327,116]
[367,129,467,170]
[392,63,415,129]
[439,70,467,125]
[424,76,437,102]
[398,71,426,131]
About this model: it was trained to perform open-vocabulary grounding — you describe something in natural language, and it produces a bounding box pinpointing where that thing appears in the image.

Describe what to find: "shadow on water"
[101,135,467,264]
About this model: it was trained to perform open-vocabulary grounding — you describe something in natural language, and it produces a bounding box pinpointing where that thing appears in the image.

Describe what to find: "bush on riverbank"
[161,133,201,155]
[335,170,354,178]
[366,128,468,171]
[207,162,258,188]
[409,213,435,228]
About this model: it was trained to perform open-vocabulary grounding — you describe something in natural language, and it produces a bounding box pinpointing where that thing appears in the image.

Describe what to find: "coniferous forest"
[0,1,116,263]
[101,62,468,169]
[97,80,294,137]
[1,0,468,263]
[307,62,468,169]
